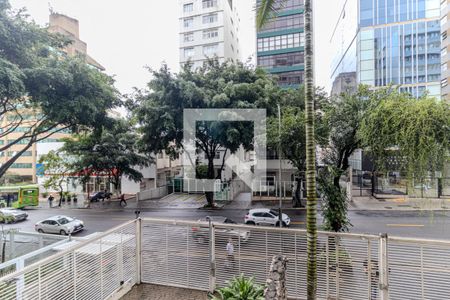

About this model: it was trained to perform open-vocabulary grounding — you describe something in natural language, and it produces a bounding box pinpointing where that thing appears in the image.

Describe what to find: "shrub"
[210,274,265,300]
[42,191,49,198]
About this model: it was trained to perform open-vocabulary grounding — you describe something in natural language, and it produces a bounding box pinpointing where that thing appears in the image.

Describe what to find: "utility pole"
[278,104,283,228]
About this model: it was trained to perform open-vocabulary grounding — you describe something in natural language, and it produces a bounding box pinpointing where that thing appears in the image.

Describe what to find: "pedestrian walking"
[6,194,11,207]
[364,259,379,299]
[119,194,127,207]
[48,194,54,208]
[225,238,234,269]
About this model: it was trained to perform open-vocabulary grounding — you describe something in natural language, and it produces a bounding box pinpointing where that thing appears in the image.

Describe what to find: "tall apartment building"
[179,0,241,69]
[0,13,105,184]
[331,0,442,99]
[441,0,450,101]
[256,0,305,88]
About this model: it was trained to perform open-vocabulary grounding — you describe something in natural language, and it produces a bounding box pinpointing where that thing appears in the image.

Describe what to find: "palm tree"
[257,1,317,299]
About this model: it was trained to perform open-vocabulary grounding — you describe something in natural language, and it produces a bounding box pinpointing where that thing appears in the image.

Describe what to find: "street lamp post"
[277,104,283,228]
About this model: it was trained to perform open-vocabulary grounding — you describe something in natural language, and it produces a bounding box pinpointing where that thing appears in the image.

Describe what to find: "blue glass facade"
[358,0,441,98]
[256,0,305,88]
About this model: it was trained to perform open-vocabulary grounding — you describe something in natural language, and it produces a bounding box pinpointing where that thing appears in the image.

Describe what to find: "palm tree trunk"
[304,0,317,299]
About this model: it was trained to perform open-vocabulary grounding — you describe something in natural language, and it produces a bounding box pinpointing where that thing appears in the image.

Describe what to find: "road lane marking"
[386,224,425,227]
[291,221,305,225]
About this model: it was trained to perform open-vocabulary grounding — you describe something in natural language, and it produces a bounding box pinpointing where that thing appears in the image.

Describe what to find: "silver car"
[35,215,84,235]
[191,216,250,243]
[0,208,28,223]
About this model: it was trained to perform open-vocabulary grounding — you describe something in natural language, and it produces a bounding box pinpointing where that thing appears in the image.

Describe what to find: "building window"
[257,52,304,68]
[184,18,193,28]
[258,14,304,34]
[7,138,30,145]
[10,163,32,169]
[183,3,193,13]
[202,0,217,9]
[231,44,234,52]
[277,71,304,86]
[7,151,32,157]
[441,78,448,87]
[442,31,448,42]
[184,47,195,58]
[203,13,218,24]
[442,63,448,72]
[0,140,4,145]
[203,44,218,56]
[203,29,218,39]
[257,32,304,52]
[184,33,194,42]
[38,138,60,143]
[441,47,448,57]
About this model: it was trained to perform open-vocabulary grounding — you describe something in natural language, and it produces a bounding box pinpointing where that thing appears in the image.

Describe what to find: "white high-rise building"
[179,0,241,69]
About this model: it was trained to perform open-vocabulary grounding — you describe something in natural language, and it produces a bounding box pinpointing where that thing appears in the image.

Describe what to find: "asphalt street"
[3,206,450,240]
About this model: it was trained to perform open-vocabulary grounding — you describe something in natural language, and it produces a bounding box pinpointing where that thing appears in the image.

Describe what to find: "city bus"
[0,185,39,208]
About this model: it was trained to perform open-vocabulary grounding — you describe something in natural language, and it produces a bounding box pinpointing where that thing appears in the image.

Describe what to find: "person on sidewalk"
[119,194,127,207]
[226,238,235,269]
[48,194,54,208]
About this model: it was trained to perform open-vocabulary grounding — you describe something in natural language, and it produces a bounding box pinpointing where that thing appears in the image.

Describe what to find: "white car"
[0,208,28,223]
[244,209,291,227]
[35,215,84,235]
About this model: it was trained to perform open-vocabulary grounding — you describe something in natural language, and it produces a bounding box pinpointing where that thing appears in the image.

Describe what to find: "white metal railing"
[139,217,450,300]
[5,218,450,299]
[0,219,138,300]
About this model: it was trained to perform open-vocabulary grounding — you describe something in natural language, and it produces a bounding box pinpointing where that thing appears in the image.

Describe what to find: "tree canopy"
[130,60,291,206]
[62,119,151,193]
[359,89,450,180]
[0,0,120,178]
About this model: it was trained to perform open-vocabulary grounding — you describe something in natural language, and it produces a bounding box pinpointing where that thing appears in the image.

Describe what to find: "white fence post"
[136,218,142,284]
[209,221,216,293]
[379,233,389,300]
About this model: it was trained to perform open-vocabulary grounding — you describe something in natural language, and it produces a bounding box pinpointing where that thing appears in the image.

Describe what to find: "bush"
[42,191,49,198]
[0,215,15,224]
[210,274,265,300]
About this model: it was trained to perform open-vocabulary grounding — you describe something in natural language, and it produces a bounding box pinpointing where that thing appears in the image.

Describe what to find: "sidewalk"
[350,195,450,211]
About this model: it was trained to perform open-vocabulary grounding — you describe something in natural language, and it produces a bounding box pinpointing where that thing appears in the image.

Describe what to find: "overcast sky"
[10,0,343,95]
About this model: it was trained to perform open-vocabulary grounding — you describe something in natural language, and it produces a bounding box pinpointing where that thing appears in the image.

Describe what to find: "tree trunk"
[205,156,215,207]
[304,0,317,299]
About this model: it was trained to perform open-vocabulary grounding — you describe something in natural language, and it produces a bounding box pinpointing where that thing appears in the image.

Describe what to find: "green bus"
[0,185,39,208]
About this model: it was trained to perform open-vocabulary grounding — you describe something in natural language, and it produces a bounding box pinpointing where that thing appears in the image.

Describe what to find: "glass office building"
[256,0,305,88]
[358,0,441,98]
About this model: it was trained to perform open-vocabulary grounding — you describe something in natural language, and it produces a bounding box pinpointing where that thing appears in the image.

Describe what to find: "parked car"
[191,216,250,243]
[89,191,106,202]
[244,209,290,227]
[35,215,84,235]
[0,208,28,223]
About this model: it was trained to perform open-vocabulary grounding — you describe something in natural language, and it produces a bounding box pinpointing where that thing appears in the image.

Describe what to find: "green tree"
[317,86,375,232]
[359,90,450,185]
[266,87,327,208]
[0,0,119,178]
[131,60,283,207]
[63,120,151,194]
[258,0,317,297]
[39,150,74,202]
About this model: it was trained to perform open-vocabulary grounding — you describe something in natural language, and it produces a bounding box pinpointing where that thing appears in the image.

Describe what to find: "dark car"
[89,191,105,202]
